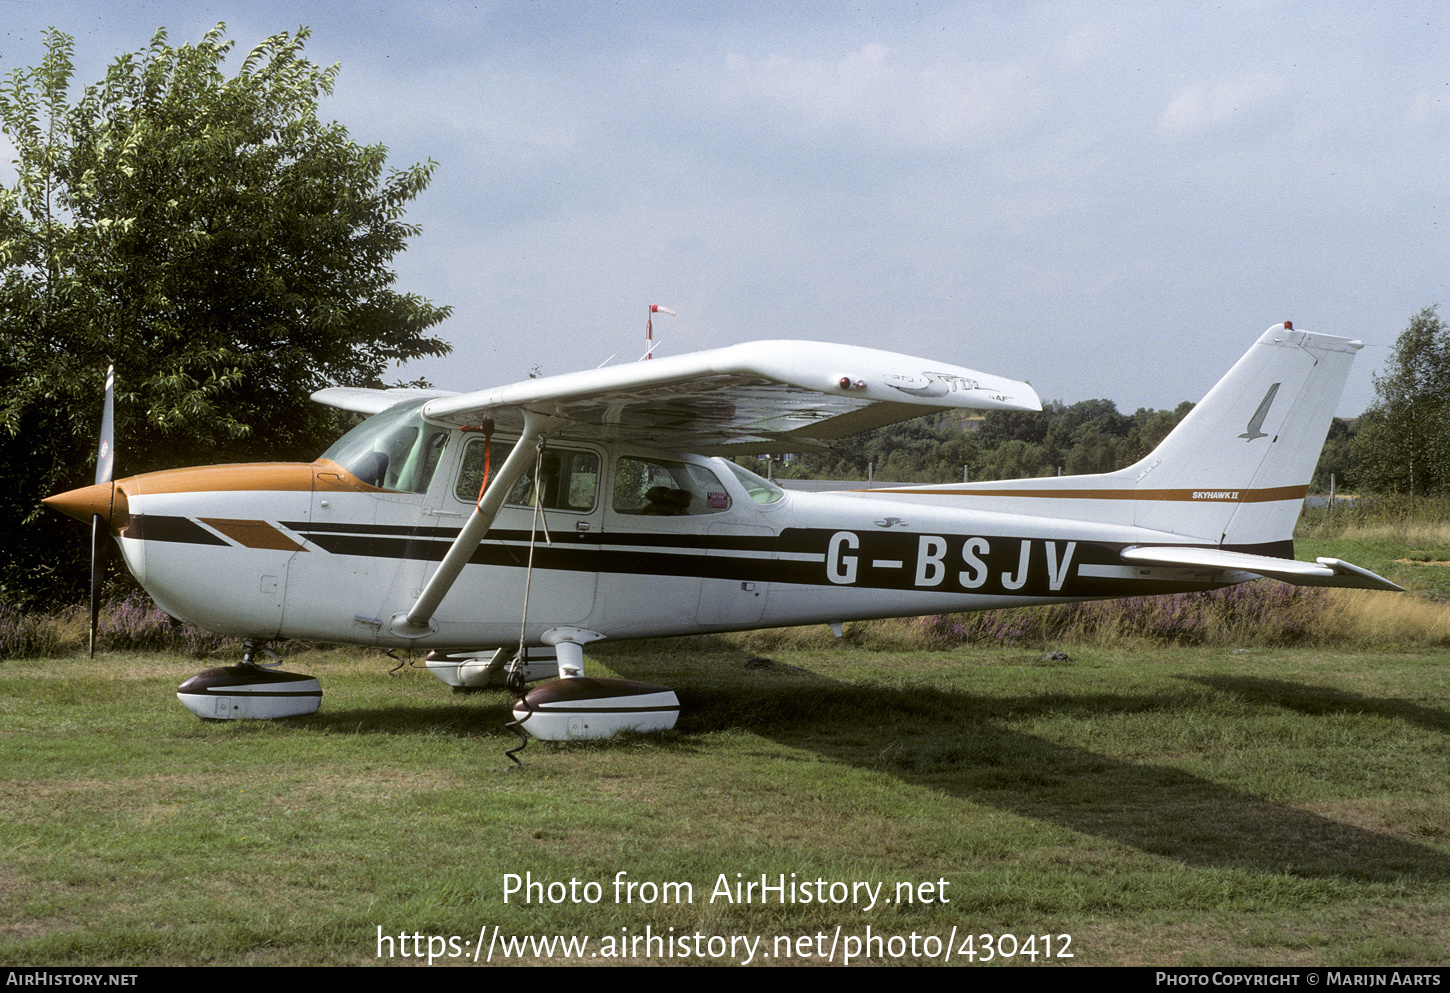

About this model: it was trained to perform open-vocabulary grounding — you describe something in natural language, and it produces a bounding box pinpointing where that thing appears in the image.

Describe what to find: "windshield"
[723,460,785,504]
[319,400,449,494]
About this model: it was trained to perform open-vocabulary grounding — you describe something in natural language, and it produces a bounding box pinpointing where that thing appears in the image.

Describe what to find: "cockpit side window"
[454,439,599,512]
[455,439,516,504]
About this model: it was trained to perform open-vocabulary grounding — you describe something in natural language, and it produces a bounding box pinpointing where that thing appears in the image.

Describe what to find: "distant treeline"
[738,398,1195,485]
[737,399,1364,493]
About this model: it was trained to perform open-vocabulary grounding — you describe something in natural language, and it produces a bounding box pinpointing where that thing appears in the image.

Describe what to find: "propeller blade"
[90,365,114,659]
[90,514,103,658]
[95,365,114,486]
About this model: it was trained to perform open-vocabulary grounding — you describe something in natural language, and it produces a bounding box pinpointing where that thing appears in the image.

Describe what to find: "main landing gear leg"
[538,626,606,677]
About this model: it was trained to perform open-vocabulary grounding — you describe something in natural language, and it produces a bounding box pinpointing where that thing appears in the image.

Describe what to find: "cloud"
[711,43,1037,149]
[1159,73,1286,133]
[1405,85,1450,127]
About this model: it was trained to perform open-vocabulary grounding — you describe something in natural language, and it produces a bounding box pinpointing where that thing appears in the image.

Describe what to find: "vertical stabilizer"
[1128,323,1360,550]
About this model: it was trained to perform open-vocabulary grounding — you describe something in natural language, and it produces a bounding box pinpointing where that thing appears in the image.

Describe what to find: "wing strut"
[388,413,549,638]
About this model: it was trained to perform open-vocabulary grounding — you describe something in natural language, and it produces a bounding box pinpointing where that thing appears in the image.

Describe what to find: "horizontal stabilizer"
[1121,546,1404,592]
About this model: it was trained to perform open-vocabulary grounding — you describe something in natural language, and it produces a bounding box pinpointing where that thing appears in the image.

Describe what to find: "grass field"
[3,635,1449,966]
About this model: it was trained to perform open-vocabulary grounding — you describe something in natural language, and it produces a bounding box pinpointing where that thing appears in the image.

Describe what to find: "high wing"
[375,340,1040,455]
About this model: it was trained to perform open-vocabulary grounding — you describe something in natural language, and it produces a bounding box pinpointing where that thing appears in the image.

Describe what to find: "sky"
[1,1,1446,418]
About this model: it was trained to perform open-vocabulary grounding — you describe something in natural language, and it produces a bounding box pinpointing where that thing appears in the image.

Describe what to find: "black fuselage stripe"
[281,520,781,551]
[125,514,1288,596]
[125,515,228,546]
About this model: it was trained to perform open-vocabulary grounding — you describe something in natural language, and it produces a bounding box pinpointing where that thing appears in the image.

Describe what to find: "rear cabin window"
[455,439,599,512]
[612,457,731,516]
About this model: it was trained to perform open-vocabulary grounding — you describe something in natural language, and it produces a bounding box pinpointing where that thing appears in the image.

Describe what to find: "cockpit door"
[422,434,603,636]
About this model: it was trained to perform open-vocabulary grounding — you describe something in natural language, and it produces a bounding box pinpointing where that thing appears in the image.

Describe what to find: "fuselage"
[43,324,1391,661]
[50,423,1240,652]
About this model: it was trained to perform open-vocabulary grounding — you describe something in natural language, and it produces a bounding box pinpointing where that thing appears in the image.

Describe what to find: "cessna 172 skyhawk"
[44,322,1401,739]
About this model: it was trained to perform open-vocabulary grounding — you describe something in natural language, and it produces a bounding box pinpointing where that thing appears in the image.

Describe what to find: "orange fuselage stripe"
[862,484,1309,503]
[114,460,384,495]
[199,518,308,552]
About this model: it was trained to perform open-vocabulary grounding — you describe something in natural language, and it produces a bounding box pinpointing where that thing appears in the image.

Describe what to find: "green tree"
[1126,401,1193,463]
[0,25,452,604]
[1353,306,1450,495]
[1311,416,1358,493]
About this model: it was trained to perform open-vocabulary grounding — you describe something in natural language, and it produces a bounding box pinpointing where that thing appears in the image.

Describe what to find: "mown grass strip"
[2,643,1447,966]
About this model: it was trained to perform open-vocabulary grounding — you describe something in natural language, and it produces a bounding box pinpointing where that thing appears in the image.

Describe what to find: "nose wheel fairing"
[176,664,322,720]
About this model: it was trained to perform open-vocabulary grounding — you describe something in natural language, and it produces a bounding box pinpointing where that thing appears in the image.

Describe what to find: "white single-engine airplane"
[45,322,1401,740]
